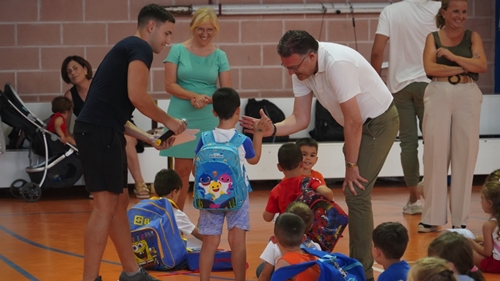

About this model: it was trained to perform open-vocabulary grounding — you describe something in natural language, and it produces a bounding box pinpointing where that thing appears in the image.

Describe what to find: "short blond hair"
[408,257,456,281]
[190,7,219,34]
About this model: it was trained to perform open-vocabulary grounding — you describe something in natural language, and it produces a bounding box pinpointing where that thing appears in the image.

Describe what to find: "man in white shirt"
[241,30,399,281]
[371,0,441,215]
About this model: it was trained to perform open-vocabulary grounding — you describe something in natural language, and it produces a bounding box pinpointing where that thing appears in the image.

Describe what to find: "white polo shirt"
[376,0,441,93]
[293,42,393,126]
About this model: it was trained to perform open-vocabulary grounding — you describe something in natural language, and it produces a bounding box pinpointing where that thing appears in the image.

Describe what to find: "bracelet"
[272,124,277,137]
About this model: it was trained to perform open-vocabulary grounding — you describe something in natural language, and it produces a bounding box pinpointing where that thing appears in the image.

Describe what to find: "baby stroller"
[0,83,82,202]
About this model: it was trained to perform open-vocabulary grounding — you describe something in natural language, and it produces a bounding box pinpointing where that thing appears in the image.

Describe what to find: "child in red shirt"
[46,96,75,145]
[263,143,333,222]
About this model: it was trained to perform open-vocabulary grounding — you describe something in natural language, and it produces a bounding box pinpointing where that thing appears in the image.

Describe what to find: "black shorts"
[74,121,127,194]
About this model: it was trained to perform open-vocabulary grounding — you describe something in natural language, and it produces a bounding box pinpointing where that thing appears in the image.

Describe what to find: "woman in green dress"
[162,7,232,210]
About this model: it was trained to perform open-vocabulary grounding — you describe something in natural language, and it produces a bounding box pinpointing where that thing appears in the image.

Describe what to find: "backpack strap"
[227,131,246,148]
[167,198,179,210]
[202,130,246,148]
[299,247,364,280]
[201,130,216,145]
[301,177,311,191]
[270,260,320,281]
[300,245,330,257]
[228,132,251,191]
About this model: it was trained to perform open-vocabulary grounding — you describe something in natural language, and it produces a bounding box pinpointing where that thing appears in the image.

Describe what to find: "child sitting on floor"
[408,257,457,281]
[372,222,410,281]
[428,231,485,281]
[469,179,500,273]
[273,212,320,281]
[257,201,321,281]
[151,168,203,241]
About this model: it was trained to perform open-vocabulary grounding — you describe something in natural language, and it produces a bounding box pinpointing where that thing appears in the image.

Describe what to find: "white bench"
[2,97,500,188]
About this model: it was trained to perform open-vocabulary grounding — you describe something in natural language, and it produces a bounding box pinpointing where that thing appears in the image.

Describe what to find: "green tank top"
[432,30,478,81]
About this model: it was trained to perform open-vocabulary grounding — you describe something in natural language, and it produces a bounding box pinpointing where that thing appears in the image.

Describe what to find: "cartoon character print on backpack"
[132,237,159,269]
[194,131,250,211]
[195,163,237,209]
[296,177,349,252]
[127,199,188,270]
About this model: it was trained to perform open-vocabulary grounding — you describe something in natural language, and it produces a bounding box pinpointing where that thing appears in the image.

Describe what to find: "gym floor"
[0,177,497,281]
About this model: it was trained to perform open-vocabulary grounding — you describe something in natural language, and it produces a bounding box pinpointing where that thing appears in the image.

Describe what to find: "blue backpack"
[271,247,365,281]
[127,198,187,270]
[193,130,250,210]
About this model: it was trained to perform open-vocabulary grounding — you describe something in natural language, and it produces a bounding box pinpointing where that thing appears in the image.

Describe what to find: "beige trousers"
[421,81,482,227]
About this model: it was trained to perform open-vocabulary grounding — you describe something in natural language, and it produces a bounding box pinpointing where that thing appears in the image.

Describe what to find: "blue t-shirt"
[378,260,410,281]
[77,36,153,132]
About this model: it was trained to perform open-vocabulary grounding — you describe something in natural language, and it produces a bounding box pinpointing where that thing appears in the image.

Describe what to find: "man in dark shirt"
[74,4,186,281]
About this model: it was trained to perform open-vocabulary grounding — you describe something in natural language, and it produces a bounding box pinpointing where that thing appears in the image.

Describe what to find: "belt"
[432,75,474,84]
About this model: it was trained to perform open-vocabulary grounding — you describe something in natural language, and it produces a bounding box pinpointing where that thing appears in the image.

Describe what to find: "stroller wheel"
[20,182,42,202]
[10,179,27,199]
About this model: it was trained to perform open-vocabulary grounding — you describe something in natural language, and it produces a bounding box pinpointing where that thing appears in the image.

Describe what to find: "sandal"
[134,183,150,199]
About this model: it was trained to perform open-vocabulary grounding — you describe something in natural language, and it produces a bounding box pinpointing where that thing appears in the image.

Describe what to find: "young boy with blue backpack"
[127,169,203,271]
[151,168,203,241]
[272,212,321,281]
[270,213,365,281]
[257,201,322,281]
[193,87,269,281]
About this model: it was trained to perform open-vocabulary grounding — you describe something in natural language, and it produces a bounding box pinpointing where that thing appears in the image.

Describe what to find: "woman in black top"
[61,55,151,199]
[61,56,91,121]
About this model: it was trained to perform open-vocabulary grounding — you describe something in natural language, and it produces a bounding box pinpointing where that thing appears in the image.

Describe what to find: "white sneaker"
[403,199,423,215]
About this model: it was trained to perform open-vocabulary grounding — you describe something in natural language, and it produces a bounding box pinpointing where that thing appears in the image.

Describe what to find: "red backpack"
[295,177,348,252]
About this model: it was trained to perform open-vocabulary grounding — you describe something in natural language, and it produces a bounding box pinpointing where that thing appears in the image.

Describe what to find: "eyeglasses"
[195,27,215,35]
[281,53,309,72]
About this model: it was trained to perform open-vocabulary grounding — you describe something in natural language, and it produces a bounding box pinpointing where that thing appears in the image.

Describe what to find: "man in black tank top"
[73,4,186,281]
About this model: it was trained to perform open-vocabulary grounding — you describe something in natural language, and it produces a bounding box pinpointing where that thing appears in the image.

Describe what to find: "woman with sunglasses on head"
[162,7,232,210]
[418,0,487,233]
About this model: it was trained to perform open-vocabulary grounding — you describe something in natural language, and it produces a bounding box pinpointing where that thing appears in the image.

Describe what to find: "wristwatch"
[346,162,358,169]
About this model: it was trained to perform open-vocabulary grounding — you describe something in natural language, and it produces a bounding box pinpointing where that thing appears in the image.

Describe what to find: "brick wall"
[0,0,496,102]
